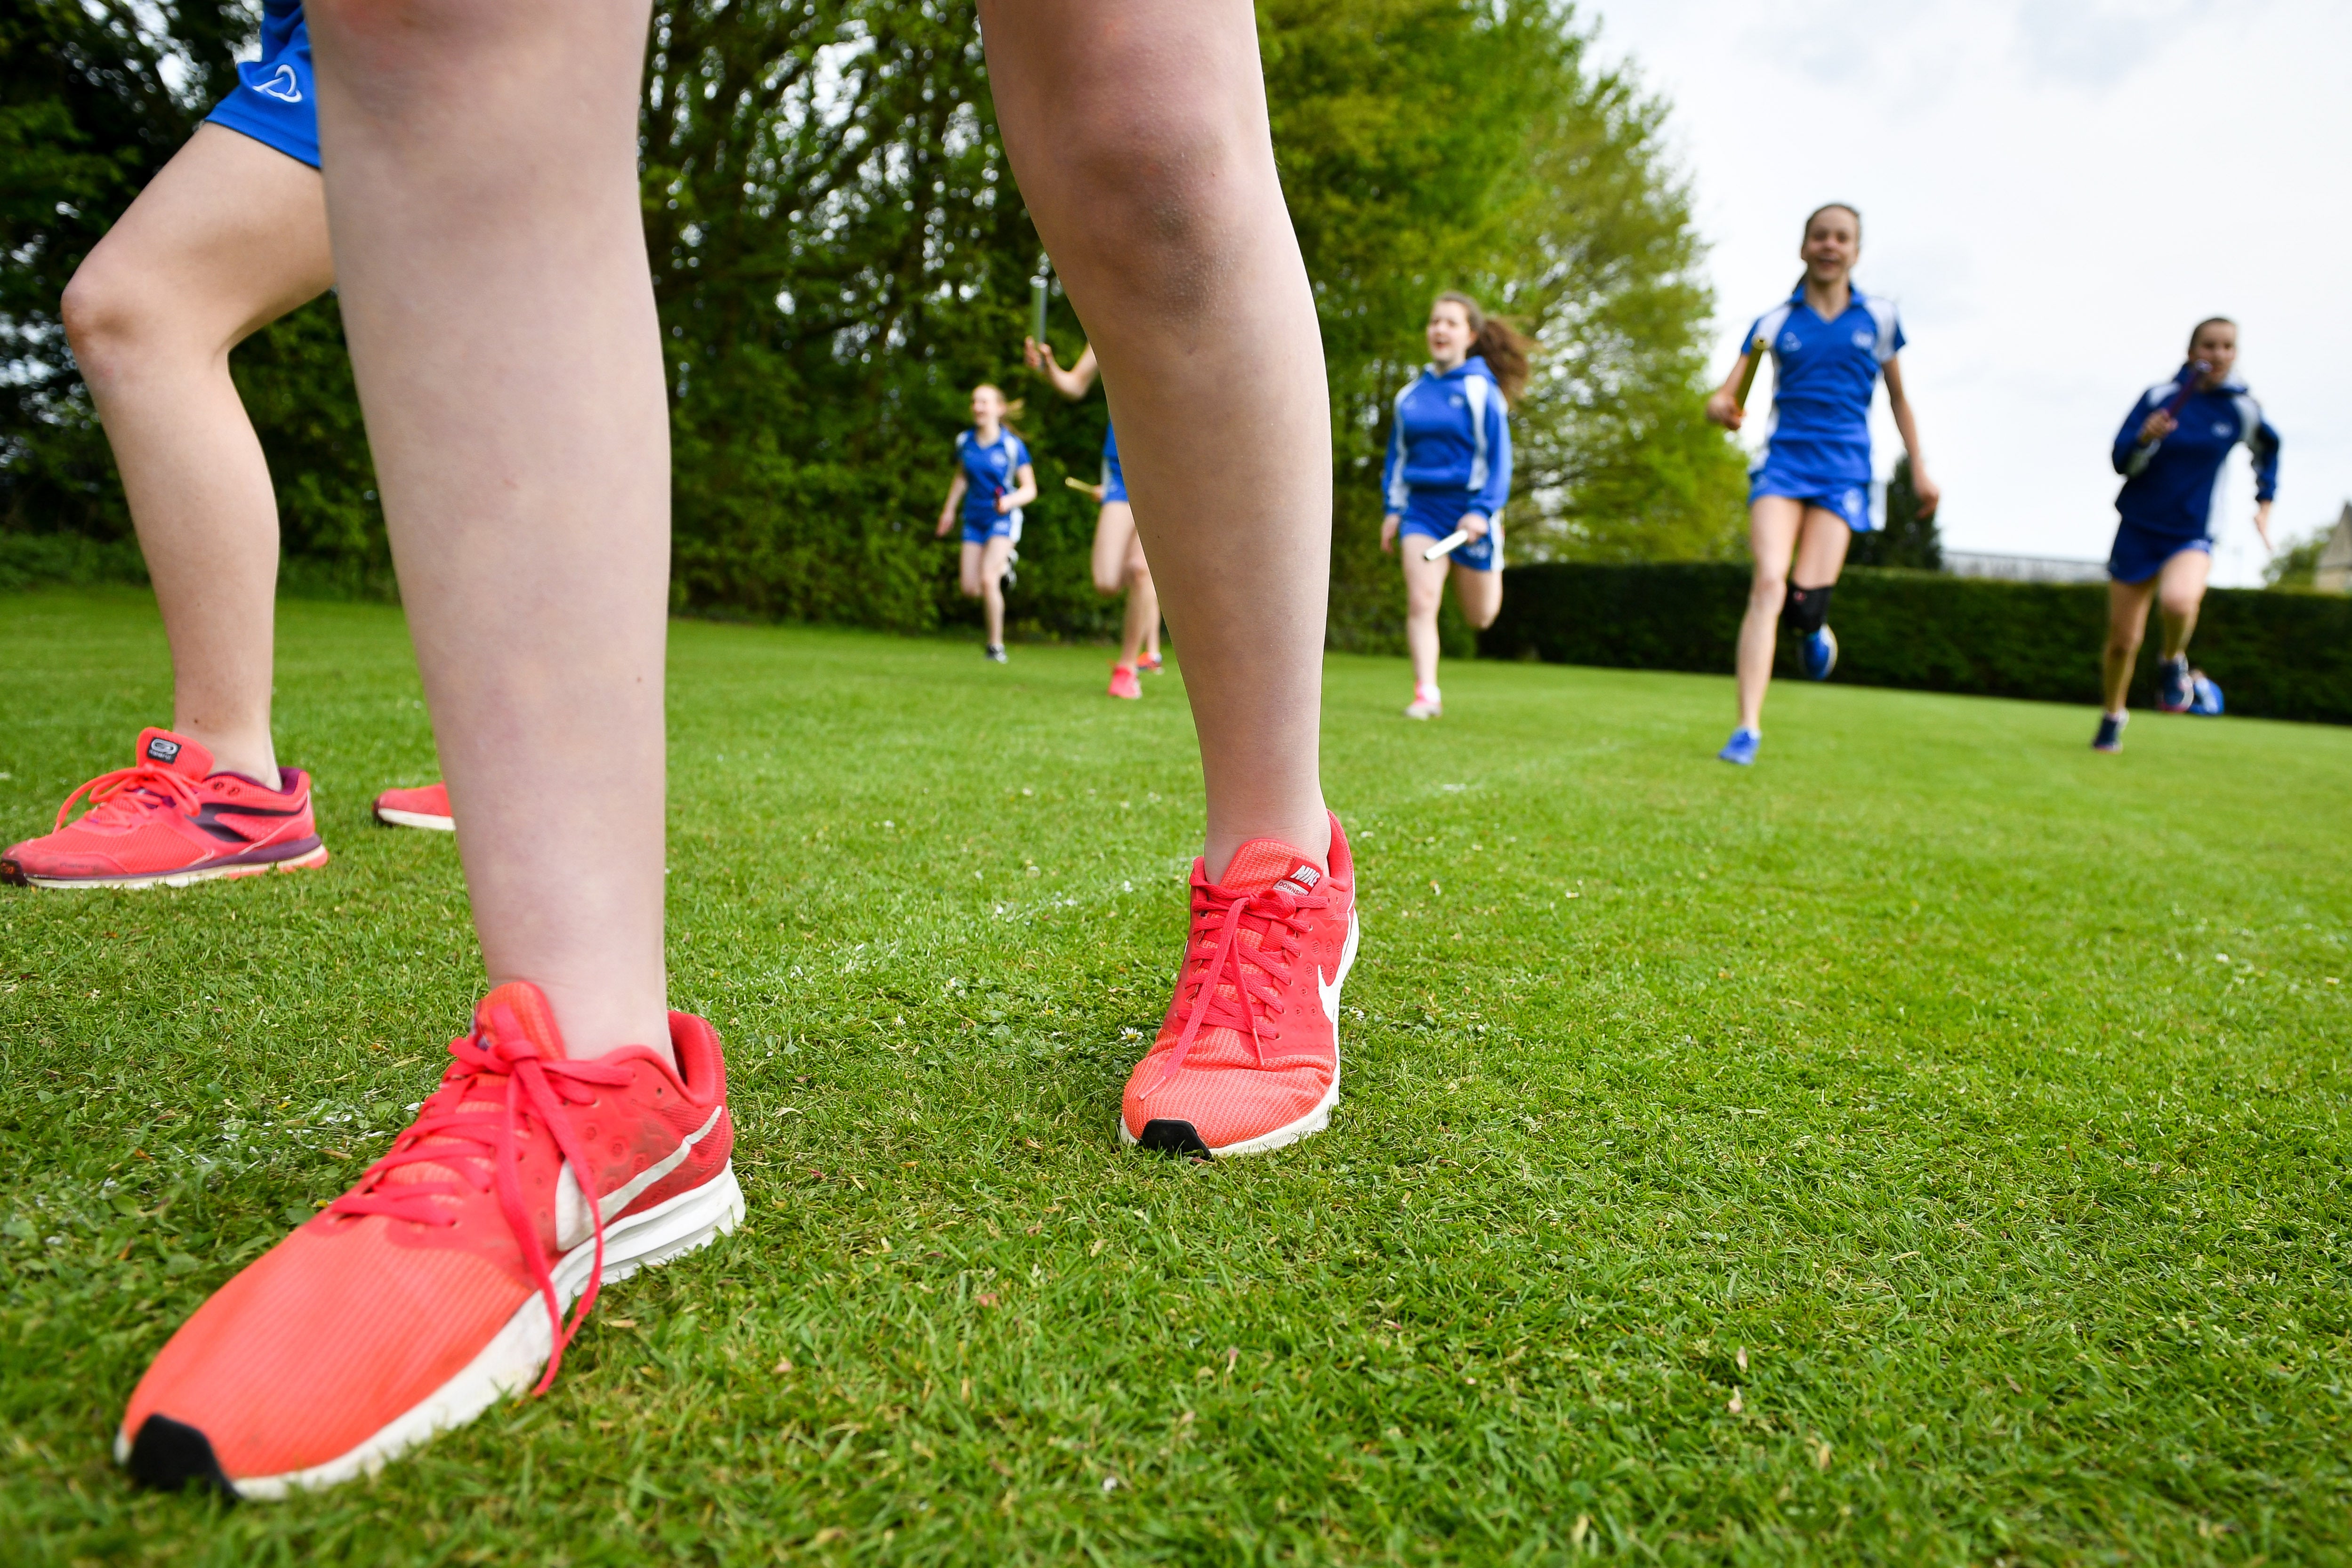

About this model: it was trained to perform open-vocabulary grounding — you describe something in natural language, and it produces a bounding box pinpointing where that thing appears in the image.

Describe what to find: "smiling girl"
[1706,203,1938,764]
[935,383,1039,662]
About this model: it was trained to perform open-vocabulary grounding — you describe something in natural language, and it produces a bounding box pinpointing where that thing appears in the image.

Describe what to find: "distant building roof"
[1943,551,2109,585]
[2318,502,2352,592]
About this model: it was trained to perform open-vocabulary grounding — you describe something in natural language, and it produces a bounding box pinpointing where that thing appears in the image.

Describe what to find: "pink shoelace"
[1154,877,1327,1087]
[54,762,202,830]
[330,999,634,1392]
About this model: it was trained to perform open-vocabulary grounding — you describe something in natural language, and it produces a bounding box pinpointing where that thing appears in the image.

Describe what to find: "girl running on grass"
[1026,337,1164,698]
[2090,318,2278,753]
[1706,202,1939,765]
[934,383,1039,663]
[1380,292,1527,719]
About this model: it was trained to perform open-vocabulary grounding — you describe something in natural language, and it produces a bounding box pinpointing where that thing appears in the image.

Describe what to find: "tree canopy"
[0,0,1747,643]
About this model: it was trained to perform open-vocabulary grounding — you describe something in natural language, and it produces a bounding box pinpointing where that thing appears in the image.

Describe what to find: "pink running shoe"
[1137,651,1164,674]
[117,981,741,1498]
[1,728,327,889]
[1108,664,1143,700]
[1120,813,1359,1158]
[373,781,453,832]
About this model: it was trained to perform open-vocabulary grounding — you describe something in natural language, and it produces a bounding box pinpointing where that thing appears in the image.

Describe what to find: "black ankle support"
[1782,582,1833,635]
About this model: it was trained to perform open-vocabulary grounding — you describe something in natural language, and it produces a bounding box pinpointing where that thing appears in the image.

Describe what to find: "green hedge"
[1478,563,2352,725]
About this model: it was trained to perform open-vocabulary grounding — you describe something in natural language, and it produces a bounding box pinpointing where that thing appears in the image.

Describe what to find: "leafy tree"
[1848,454,1940,571]
[0,0,386,589]
[2,0,1742,643]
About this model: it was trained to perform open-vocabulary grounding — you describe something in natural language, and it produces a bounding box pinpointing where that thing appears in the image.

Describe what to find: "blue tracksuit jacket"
[2111,368,2279,539]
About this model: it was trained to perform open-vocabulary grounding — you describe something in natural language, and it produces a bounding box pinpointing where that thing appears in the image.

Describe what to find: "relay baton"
[1063,475,1098,495]
[1421,529,1472,562]
[1031,272,1050,348]
[1731,333,1769,410]
[2159,359,2212,421]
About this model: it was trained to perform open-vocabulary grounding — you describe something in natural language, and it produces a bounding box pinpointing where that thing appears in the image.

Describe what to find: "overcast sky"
[1588,0,2350,584]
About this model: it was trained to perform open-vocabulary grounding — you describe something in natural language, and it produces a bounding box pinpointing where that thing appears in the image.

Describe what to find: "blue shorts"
[961,508,1021,547]
[2108,522,2209,585]
[1396,487,1500,573]
[1101,451,1128,506]
[203,0,319,169]
[1749,469,1874,533]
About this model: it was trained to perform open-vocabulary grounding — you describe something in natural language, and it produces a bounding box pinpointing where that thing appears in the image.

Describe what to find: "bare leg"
[982,0,1329,876]
[306,0,670,1062]
[1791,509,1854,591]
[2102,577,2157,714]
[981,537,1013,647]
[2156,548,2211,660]
[1401,547,1448,691]
[1450,562,1502,630]
[1119,546,1159,670]
[61,126,333,788]
[1091,502,1156,669]
[1734,497,1804,732]
[959,541,985,600]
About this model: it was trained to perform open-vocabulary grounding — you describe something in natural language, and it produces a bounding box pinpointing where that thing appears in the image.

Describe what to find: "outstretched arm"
[1882,355,1939,518]
[1024,338,1099,401]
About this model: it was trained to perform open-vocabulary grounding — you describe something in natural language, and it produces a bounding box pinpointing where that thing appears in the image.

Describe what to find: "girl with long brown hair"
[1379,291,1530,718]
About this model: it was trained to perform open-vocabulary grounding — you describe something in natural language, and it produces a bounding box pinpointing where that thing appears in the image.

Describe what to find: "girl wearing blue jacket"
[1381,292,1529,718]
[2091,318,2278,752]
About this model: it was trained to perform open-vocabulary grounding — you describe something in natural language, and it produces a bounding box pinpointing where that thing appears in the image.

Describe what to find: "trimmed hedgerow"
[1479,563,2352,724]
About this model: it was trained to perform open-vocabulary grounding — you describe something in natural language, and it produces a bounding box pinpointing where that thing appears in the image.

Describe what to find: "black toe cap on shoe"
[126,1414,238,1498]
[1135,1119,1213,1158]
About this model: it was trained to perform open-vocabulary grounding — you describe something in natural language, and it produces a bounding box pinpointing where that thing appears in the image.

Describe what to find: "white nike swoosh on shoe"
[555,1102,725,1252]
[1317,910,1359,1024]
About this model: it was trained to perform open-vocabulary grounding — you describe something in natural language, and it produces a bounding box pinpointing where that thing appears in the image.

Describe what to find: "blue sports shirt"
[1383,355,1512,517]
[954,427,1030,525]
[1745,281,1904,486]
[2110,368,2279,539]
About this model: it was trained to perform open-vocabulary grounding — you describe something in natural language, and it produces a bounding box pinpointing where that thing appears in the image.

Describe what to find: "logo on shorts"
[146,737,182,764]
[1844,489,1864,518]
[253,64,303,104]
[2213,422,2234,437]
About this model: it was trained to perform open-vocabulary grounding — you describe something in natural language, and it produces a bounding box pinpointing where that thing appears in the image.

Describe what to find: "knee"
[1092,567,1124,597]
[60,253,161,393]
[2159,590,2200,621]
[1465,597,1501,632]
[1405,583,1442,619]
[2106,619,2143,655]
[1032,104,1258,326]
[1748,570,1789,613]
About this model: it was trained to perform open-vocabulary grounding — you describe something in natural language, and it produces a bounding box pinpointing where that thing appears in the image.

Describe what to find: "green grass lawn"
[4,587,2350,1566]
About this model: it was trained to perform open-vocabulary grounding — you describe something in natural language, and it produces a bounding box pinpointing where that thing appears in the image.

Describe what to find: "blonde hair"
[972,383,1025,421]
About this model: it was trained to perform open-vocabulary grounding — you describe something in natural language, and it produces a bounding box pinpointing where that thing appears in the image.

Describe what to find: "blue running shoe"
[2188,670,2224,716]
[2155,656,2192,713]
[1717,727,1760,765]
[1800,626,1839,681]
[2091,713,2126,753]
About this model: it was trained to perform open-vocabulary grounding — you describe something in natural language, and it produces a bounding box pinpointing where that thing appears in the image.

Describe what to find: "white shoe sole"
[1120,909,1360,1159]
[22,843,330,890]
[118,1162,745,1500]
[375,808,455,832]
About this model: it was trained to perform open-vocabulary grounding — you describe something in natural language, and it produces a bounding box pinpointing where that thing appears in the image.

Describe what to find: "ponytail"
[1435,290,1532,403]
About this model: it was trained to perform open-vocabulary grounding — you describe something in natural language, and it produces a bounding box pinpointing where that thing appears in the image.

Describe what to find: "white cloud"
[1592,0,2348,583]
